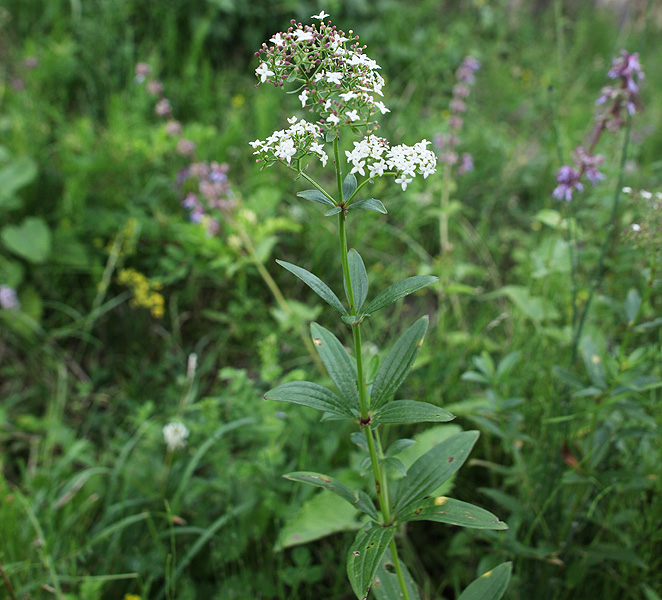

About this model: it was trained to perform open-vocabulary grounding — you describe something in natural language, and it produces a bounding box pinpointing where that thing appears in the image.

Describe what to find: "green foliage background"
[1,0,661,598]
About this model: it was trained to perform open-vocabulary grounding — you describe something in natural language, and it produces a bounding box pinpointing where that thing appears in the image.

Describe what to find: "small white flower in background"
[311,11,330,19]
[163,422,189,451]
[255,63,274,83]
[187,353,198,379]
[0,285,20,310]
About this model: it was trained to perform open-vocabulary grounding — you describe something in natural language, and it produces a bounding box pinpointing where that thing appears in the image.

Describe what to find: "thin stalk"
[439,162,452,253]
[570,112,632,364]
[336,179,409,600]
[238,228,326,376]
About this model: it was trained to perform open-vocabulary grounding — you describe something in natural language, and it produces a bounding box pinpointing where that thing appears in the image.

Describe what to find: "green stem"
[570,112,632,364]
[439,162,452,253]
[389,539,412,600]
[333,134,409,600]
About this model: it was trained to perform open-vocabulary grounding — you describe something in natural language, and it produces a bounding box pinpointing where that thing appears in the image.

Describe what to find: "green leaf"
[310,322,359,410]
[275,491,362,551]
[264,381,354,418]
[347,523,396,600]
[373,400,454,425]
[393,431,480,516]
[624,288,642,323]
[324,206,343,216]
[0,155,37,202]
[349,198,387,214]
[372,548,421,600]
[457,562,512,600]
[325,131,338,143]
[276,260,348,316]
[342,315,365,326]
[370,316,429,410]
[297,189,335,206]
[284,472,379,521]
[399,496,508,530]
[385,439,416,457]
[364,276,438,315]
[1,217,52,264]
[346,249,369,311]
[343,173,357,201]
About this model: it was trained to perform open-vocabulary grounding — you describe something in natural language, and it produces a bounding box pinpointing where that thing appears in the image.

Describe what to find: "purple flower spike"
[553,166,583,202]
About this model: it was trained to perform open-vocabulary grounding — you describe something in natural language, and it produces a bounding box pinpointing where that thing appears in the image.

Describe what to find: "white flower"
[346,109,360,122]
[163,422,189,451]
[326,72,343,85]
[395,175,413,190]
[640,190,652,199]
[287,115,298,124]
[340,91,358,102]
[350,160,366,176]
[631,223,641,232]
[255,63,274,82]
[327,114,340,125]
[311,11,330,19]
[299,90,309,107]
[373,101,390,114]
[270,33,285,46]
[294,29,314,42]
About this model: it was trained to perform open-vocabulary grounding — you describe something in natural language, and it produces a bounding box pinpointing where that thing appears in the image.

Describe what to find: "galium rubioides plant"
[252,13,511,599]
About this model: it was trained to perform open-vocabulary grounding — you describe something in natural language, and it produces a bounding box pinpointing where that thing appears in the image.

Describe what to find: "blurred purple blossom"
[553,166,583,202]
[0,285,20,310]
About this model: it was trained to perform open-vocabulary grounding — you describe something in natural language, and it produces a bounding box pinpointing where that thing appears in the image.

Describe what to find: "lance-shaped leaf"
[284,472,379,521]
[310,322,360,410]
[347,523,396,600]
[364,276,438,315]
[393,430,479,516]
[399,496,508,530]
[264,381,354,418]
[297,189,335,206]
[457,562,512,600]
[349,198,387,214]
[370,316,429,410]
[344,249,369,311]
[325,206,343,217]
[276,260,348,316]
[372,548,421,600]
[373,400,454,425]
[343,173,358,201]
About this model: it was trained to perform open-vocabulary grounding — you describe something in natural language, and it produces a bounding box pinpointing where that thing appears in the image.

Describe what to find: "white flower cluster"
[254,14,389,133]
[250,116,328,167]
[345,136,437,190]
[163,422,190,451]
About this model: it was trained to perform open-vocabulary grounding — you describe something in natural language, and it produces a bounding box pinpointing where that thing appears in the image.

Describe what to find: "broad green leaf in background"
[275,491,363,551]
[457,562,512,600]
[348,198,387,214]
[624,288,642,324]
[347,522,396,600]
[1,217,52,264]
[373,400,454,425]
[372,548,421,600]
[264,381,355,418]
[346,249,369,311]
[277,260,348,315]
[284,472,379,521]
[364,276,438,315]
[393,431,479,516]
[343,172,358,201]
[0,154,37,208]
[399,496,508,530]
[297,189,335,206]
[310,322,359,409]
[492,285,559,323]
[370,316,429,410]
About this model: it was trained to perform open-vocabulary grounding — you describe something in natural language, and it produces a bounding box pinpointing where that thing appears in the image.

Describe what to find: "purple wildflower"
[458,153,474,175]
[553,166,583,202]
[574,147,605,185]
[147,80,164,96]
[165,120,182,136]
[134,62,151,83]
[177,139,196,156]
[155,98,172,116]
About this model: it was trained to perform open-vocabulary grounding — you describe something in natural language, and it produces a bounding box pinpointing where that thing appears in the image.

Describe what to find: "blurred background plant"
[1,0,661,598]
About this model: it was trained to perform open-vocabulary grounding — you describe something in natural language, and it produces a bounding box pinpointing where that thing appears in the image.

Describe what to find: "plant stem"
[238,228,326,376]
[439,162,452,253]
[334,150,409,600]
[570,112,632,364]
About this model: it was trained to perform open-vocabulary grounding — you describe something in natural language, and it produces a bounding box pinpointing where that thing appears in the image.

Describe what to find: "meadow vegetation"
[1,1,661,598]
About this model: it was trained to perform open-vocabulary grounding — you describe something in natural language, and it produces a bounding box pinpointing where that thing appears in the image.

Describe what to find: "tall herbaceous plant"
[251,13,511,600]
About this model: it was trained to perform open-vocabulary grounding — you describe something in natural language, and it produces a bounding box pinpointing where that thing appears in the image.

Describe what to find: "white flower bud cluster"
[345,135,437,190]
[254,14,389,133]
[163,422,190,451]
[250,117,328,167]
